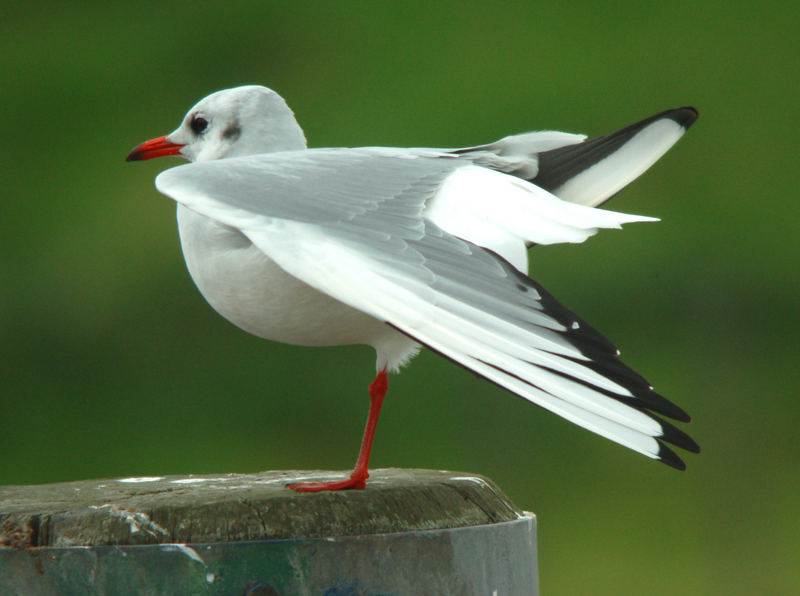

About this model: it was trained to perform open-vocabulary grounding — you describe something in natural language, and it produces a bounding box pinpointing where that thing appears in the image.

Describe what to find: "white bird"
[127,85,699,491]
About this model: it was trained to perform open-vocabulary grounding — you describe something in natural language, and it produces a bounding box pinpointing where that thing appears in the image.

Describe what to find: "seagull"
[127,85,699,491]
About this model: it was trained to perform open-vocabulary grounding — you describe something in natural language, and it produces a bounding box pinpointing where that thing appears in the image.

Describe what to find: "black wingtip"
[668,106,699,129]
[497,257,697,429]
[658,417,701,454]
[657,442,687,471]
[645,390,691,423]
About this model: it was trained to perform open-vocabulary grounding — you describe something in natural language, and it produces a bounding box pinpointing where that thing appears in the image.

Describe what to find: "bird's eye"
[190,116,209,135]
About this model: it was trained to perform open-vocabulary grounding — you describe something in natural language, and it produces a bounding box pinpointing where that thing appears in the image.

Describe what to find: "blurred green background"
[2,1,797,593]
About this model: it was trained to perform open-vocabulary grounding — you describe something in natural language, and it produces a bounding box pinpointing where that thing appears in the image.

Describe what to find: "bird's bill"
[126,135,184,161]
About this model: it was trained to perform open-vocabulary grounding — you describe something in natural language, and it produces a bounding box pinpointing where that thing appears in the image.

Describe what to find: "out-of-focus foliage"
[1,2,797,593]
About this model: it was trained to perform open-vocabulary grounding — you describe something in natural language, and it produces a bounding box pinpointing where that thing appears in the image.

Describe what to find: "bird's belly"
[176,206,394,347]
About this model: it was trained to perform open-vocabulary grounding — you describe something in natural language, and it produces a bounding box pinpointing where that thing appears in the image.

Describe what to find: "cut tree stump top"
[0,469,525,548]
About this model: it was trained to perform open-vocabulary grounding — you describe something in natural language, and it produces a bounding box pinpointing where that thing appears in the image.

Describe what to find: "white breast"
[175,206,418,370]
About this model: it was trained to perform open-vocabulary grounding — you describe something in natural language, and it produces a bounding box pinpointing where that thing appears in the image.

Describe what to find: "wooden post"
[1,469,537,594]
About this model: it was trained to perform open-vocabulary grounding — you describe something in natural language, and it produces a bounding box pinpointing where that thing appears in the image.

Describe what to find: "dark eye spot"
[190,116,208,135]
[222,122,241,141]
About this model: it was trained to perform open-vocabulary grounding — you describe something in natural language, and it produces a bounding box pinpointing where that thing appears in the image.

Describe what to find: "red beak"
[126,135,184,161]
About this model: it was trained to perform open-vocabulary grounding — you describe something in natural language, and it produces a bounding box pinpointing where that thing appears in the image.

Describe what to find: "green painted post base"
[1,469,538,595]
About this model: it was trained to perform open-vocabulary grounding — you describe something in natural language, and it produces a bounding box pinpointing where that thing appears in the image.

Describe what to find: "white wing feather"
[426,166,656,270]
[554,119,686,206]
[239,222,665,459]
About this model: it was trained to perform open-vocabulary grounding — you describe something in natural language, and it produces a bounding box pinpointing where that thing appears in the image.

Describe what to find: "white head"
[126,85,307,163]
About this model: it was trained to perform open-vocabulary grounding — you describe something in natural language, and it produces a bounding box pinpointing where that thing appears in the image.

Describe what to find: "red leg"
[289,369,388,492]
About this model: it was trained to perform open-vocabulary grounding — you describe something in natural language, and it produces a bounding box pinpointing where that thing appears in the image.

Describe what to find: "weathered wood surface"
[0,469,538,594]
[0,468,523,547]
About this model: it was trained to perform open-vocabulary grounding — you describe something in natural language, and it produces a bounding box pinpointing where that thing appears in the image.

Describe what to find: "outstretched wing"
[454,107,698,207]
[156,148,698,468]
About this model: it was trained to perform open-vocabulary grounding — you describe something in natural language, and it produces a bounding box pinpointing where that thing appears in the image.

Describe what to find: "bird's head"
[126,85,307,163]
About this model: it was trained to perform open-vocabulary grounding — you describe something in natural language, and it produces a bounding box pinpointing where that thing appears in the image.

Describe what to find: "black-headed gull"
[127,85,699,491]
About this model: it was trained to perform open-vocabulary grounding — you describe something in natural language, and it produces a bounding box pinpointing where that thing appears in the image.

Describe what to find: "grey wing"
[156,148,697,467]
[158,148,456,226]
